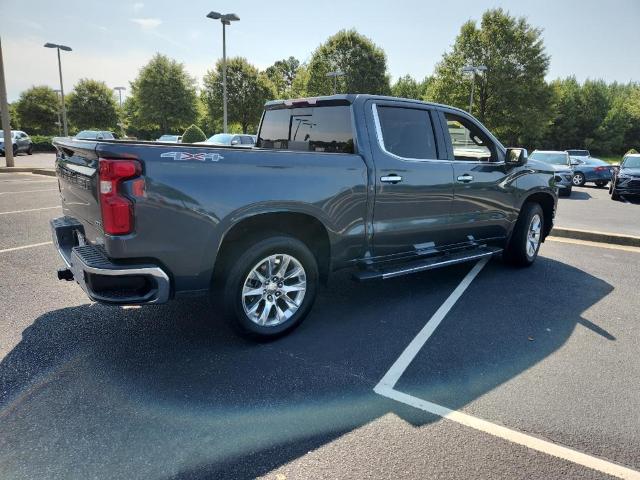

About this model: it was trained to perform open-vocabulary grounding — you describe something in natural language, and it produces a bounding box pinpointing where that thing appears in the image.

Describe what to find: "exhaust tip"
[57,268,74,281]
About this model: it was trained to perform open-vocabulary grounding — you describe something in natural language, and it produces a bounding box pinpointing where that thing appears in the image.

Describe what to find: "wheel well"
[214,212,331,284]
[523,193,554,239]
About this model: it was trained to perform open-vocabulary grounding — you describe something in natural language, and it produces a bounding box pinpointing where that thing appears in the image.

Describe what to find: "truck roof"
[264,94,467,115]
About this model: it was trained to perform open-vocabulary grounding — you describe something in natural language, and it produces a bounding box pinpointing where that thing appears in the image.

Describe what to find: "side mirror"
[231,139,239,145]
[505,147,528,166]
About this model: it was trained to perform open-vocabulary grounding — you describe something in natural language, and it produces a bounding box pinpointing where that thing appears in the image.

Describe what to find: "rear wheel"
[220,235,318,339]
[504,203,544,267]
[12,144,17,156]
[572,172,586,187]
[595,180,607,188]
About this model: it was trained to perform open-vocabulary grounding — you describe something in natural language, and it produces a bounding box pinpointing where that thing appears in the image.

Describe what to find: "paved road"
[1,171,639,479]
[556,185,640,237]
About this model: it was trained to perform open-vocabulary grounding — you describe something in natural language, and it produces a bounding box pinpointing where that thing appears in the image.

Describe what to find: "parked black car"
[610,153,640,200]
[0,130,33,156]
[50,94,557,339]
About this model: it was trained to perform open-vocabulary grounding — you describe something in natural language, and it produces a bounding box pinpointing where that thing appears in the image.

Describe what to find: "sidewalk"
[1,152,55,170]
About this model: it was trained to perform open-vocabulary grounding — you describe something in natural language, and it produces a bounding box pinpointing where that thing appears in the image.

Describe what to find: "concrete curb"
[551,227,640,248]
[0,167,56,177]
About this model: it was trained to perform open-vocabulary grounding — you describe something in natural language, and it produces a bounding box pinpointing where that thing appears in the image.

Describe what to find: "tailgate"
[54,139,102,240]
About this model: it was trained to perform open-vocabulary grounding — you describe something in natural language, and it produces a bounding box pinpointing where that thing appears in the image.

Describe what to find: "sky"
[1,0,639,102]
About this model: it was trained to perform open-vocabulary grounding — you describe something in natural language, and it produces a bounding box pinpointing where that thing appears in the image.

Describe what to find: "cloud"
[130,18,161,30]
[132,2,144,12]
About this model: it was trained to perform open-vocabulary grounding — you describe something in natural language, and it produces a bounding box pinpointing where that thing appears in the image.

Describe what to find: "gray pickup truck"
[51,94,557,338]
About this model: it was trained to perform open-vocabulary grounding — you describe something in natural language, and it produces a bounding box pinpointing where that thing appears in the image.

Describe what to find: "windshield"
[75,131,98,139]
[622,156,640,168]
[529,152,569,165]
[206,133,234,144]
[567,149,589,157]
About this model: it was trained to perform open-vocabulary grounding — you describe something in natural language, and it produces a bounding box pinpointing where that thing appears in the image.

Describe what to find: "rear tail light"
[99,158,142,235]
[594,166,608,172]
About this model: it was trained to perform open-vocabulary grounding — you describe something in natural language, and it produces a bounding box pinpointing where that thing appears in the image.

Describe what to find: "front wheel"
[27,145,33,155]
[504,203,544,267]
[221,236,318,339]
[611,188,621,201]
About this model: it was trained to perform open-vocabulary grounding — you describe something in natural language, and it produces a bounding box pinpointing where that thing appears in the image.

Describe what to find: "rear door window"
[376,105,438,159]
[258,105,354,153]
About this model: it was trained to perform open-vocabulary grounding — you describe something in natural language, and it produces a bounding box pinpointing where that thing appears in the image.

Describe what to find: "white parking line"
[0,241,52,254]
[0,206,61,215]
[0,189,58,195]
[374,258,640,480]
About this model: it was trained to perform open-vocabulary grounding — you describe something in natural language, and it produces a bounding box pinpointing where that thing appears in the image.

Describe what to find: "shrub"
[181,124,206,143]
[30,135,56,152]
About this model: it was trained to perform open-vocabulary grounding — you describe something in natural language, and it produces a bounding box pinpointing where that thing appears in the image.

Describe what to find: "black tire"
[611,188,620,201]
[559,187,572,197]
[27,145,33,155]
[12,144,17,156]
[595,180,607,188]
[504,202,544,267]
[572,172,585,187]
[221,235,318,339]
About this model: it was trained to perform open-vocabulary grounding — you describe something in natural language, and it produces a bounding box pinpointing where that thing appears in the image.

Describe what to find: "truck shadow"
[0,257,614,479]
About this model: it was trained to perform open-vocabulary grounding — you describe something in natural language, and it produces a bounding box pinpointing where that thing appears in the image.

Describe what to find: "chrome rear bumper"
[51,216,170,304]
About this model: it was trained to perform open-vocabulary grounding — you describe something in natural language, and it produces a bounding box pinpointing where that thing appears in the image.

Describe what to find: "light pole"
[326,70,345,95]
[53,89,62,136]
[461,65,487,116]
[206,11,240,134]
[113,86,125,108]
[0,36,14,167]
[44,42,72,136]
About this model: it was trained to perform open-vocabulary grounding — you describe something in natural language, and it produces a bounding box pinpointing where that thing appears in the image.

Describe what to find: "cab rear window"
[258,105,354,153]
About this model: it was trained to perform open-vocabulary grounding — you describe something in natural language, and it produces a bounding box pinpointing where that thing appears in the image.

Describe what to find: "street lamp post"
[461,65,487,116]
[0,36,15,167]
[326,70,345,95]
[44,42,72,137]
[113,86,125,108]
[206,11,240,134]
[53,89,62,136]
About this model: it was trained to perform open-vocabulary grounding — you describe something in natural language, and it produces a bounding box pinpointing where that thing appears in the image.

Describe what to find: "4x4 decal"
[160,152,224,162]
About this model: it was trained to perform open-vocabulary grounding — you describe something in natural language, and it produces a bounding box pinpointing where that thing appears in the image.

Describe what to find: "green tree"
[202,57,276,134]
[127,54,198,137]
[290,64,310,98]
[426,9,552,147]
[181,124,206,143]
[14,86,59,135]
[66,79,119,131]
[392,75,430,100]
[265,56,300,98]
[593,84,640,154]
[543,77,583,149]
[306,29,391,96]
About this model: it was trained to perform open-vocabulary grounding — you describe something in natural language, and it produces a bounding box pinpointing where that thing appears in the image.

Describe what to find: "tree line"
[5,8,640,155]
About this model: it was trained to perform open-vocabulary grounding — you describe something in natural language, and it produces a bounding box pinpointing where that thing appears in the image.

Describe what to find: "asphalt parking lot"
[1,171,640,479]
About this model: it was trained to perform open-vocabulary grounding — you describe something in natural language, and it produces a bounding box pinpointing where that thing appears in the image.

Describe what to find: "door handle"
[380,175,403,184]
[457,174,474,183]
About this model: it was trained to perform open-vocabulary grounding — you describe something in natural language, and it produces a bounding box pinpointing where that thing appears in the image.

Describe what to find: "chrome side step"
[353,246,502,281]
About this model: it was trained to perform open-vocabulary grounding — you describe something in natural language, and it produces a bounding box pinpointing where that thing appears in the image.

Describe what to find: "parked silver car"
[0,130,33,156]
[528,150,574,196]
